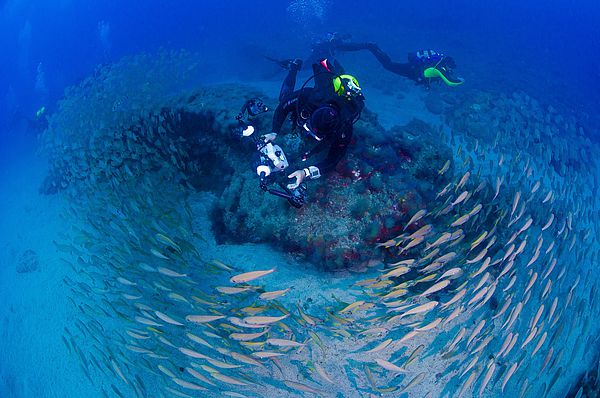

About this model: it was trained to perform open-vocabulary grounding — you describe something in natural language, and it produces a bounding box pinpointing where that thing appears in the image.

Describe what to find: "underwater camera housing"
[235,99,307,208]
[235,98,269,122]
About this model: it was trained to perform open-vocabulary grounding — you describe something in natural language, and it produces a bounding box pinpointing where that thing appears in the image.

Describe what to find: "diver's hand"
[262,132,277,143]
[287,169,306,190]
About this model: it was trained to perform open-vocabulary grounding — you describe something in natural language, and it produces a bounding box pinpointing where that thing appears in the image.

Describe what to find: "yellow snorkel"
[423,67,464,87]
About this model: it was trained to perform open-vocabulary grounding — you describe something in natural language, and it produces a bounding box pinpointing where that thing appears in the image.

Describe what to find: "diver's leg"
[278,60,302,102]
[335,41,375,52]
[332,59,345,75]
[366,44,413,78]
[307,42,336,68]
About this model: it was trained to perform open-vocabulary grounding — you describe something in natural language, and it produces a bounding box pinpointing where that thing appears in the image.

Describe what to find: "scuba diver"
[266,57,365,190]
[9,105,49,134]
[362,45,464,87]
[268,33,463,88]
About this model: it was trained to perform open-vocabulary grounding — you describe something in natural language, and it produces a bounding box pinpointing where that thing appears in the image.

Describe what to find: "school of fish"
[44,52,600,397]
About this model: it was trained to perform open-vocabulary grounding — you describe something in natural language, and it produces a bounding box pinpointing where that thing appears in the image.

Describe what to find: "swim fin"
[264,56,302,71]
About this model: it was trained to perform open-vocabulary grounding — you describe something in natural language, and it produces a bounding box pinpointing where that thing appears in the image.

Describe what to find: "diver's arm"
[314,127,353,174]
[272,88,313,135]
[288,128,351,189]
[272,91,299,134]
[286,114,353,189]
[271,102,290,135]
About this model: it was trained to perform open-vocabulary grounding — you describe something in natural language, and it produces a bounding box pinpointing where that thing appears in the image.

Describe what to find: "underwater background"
[1,0,600,397]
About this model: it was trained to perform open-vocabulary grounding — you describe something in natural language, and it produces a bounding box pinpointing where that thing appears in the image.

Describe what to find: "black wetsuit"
[307,36,374,67]
[365,45,425,82]
[272,61,364,174]
[366,47,455,85]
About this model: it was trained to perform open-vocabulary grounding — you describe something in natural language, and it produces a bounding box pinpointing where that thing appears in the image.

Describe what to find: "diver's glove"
[287,170,305,190]
[276,58,303,71]
[287,166,320,190]
[261,132,277,143]
[289,59,303,71]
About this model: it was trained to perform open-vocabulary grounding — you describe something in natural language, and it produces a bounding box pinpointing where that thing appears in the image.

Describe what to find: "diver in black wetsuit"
[271,33,463,88]
[265,58,365,190]
[362,45,464,87]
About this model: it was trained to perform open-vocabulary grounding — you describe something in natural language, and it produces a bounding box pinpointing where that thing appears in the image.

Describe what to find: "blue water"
[1,0,599,128]
[1,1,599,397]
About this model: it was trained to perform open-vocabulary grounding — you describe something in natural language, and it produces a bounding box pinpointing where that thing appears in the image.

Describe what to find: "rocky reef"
[41,51,596,270]
[212,110,453,269]
[40,50,455,270]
